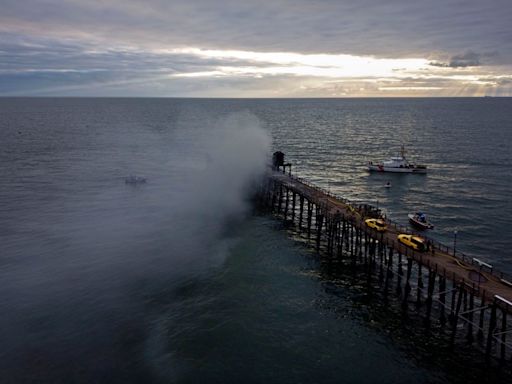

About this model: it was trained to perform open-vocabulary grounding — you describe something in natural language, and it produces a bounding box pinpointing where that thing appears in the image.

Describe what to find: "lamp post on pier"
[453,229,458,256]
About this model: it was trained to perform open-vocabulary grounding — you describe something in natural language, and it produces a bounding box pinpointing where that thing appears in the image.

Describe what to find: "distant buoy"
[385,181,391,188]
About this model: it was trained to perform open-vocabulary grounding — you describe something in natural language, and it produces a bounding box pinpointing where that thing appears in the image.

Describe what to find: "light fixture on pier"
[453,229,458,256]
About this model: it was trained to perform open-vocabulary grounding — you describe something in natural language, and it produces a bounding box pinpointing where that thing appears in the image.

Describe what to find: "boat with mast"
[367,146,427,173]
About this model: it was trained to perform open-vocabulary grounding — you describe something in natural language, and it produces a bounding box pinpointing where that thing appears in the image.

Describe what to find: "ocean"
[1,97,511,383]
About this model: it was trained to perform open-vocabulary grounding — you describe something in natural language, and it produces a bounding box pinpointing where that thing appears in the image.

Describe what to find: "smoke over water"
[0,108,271,382]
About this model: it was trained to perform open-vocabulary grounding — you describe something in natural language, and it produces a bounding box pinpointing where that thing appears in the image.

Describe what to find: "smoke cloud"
[0,108,271,381]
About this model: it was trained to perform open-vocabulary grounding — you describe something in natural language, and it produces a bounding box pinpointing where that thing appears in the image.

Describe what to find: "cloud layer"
[1,0,511,96]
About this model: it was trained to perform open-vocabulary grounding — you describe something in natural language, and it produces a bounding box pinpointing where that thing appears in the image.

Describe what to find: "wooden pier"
[257,169,512,364]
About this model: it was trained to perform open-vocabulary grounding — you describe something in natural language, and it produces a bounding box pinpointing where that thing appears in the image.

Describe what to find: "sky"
[1,0,511,97]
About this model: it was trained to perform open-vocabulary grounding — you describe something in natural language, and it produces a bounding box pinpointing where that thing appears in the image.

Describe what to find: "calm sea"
[1,98,511,383]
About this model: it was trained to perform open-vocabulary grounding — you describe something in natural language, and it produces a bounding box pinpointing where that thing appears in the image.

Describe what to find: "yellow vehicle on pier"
[364,218,387,232]
[397,234,427,252]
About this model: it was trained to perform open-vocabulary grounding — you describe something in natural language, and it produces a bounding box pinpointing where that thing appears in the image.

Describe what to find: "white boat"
[408,212,434,230]
[367,146,427,173]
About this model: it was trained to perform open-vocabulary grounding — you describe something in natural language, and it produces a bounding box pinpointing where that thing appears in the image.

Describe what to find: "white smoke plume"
[0,109,272,381]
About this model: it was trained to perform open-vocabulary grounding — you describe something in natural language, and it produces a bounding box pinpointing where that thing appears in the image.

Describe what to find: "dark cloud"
[497,78,512,85]
[450,52,483,67]
[430,52,480,68]
[1,0,511,57]
[429,50,504,69]
[478,76,512,86]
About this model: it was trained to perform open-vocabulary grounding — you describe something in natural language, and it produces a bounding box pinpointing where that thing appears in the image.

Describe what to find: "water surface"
[1,98,511,383]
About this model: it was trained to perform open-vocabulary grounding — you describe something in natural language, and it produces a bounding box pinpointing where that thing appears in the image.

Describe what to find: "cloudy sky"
[1,0,511,97]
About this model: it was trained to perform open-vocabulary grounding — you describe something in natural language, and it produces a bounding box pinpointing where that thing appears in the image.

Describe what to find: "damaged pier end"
[257,152,512,366]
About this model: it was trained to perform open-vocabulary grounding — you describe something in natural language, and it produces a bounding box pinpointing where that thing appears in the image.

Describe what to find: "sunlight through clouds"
[168,48,429,78]
[164,47,510,96]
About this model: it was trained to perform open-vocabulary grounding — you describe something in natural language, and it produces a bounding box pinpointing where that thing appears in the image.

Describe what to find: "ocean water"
[0,98,511,383]
[260,98,512,271]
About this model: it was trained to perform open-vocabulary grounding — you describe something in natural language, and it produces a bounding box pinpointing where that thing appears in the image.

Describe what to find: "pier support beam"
[450,285,464,347]
[307,200,312,240]
[291,191,296,222]
[299,196,304,230]
[501,307,508,362]
[416,262,424,307]
[486,299,498,359]
[316,214,324,252]
[478,296,486,340]
[277,184,283,214]
[396,251,403,296]
[466,290,475,343]
[439,276,447,325]
[425,268,436,323]
[270,181,277,212]
[284,187,289,220]
[403,258,413,309]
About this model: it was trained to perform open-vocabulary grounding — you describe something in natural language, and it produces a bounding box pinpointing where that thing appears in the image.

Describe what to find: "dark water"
[1,98,511,383]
